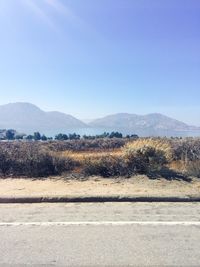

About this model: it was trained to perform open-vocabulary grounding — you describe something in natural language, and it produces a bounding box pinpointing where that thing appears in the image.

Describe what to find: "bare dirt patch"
[0,175,200,198]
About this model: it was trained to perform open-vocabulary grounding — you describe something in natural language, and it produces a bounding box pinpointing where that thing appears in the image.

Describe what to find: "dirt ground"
[0,175,200,198]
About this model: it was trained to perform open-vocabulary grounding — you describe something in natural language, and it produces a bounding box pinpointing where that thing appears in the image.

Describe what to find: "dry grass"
[53,138,185,177]
[0,142,77,177]
[185,160,200,178]
[169,160,187,173]
[56,149,122,163]
[1,138,200,178]
[123,138,173,161]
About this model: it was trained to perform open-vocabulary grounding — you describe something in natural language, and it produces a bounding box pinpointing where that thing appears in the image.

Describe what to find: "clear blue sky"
[0,0,200,125]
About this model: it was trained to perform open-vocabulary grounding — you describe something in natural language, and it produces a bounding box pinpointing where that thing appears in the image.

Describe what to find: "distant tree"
[41,135,48,141]
[94,132,110,139]
[26,135,34,140]
[0,129,6,140]
[33,132,41,141]
[83,135,96,140]
[6,129,15,140]
[109,132,123,138]
[130,134,139,139]
[69,133,80,140]
[102,132,110,138]
[55,134,61,140]
[15,134,25,140]
[55,133,69,141]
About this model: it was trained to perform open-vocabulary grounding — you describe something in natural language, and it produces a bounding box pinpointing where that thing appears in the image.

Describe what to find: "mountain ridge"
[89,112,198,129]
[0,102,199,137]
[89,112,200,137]
[0,102,87,135]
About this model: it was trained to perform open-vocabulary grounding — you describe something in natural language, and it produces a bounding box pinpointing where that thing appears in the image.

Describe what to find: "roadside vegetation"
[0,131,200,179]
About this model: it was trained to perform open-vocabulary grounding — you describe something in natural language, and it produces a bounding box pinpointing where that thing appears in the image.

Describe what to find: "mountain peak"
[5,102,42,109]
[0,103,199,137]
[89,113,200,137]
[0,102,86,135]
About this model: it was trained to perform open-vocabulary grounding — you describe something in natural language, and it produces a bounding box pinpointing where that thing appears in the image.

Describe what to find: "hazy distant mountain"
[0,103,87,135]
[0,103,200,137]
[89,113,200,137]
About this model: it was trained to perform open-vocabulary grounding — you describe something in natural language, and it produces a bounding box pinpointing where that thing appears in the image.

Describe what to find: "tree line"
[0,129,139,141]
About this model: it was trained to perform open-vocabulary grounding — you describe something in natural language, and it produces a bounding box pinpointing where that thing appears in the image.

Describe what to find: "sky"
[0,0,200,125]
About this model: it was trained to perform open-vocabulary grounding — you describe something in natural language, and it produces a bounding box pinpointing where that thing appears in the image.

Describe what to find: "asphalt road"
[0,202,200,266]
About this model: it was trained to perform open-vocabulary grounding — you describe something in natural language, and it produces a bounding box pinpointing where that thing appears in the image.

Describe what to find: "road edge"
[0,196,200,203]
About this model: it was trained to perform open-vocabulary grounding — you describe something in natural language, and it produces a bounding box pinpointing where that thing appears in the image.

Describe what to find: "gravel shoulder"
[0,175,200,198]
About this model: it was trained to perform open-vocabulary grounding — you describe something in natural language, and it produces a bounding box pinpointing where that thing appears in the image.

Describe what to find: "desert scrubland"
[0,137,200,180]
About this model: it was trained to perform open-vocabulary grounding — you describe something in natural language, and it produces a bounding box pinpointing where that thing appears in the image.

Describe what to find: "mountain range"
[89,113,200,137]
[0,102,199,137]
[0,103,86,135]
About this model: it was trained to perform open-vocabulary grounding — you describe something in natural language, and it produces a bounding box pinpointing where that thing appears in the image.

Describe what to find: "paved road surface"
[0,202,200,266]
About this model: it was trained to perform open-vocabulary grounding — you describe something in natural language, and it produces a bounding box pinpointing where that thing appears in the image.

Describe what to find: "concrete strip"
[0,196,200,203]
[1,221,200,226]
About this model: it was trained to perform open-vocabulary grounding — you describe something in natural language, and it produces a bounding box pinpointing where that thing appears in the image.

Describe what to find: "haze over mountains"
[0,102,199,137]
[0,103,86,135]
[89,113,200,137]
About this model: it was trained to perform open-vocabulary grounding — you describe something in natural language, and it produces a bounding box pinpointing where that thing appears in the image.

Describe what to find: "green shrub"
[185,161,200,178]
[44,138,126,152]
[173,139,200,161]
[83,145,168,177]
[53,155,77,174]
[0,148,12,176]
[0,143,77,177]
[83,155,128,177]
[123,145,168,175]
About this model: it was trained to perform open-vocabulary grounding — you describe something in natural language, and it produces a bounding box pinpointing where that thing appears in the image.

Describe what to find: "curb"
[0,196,200,203]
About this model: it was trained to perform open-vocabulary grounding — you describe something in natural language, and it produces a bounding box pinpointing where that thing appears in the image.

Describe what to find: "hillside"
[0,103,87,135]
[0,103,199,137]
[89,113,200,137]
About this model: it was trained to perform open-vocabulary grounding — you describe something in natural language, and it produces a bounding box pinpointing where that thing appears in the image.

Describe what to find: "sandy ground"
[0,175,200,198]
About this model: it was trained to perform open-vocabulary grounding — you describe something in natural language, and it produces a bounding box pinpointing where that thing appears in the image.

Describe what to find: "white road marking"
[0,221,200,226]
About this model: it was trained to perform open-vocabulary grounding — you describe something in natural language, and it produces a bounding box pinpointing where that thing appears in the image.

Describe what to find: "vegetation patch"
[185,161,200,178]
[0,137,200,179]
[0,143,77,177]
[82,155,128,177]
